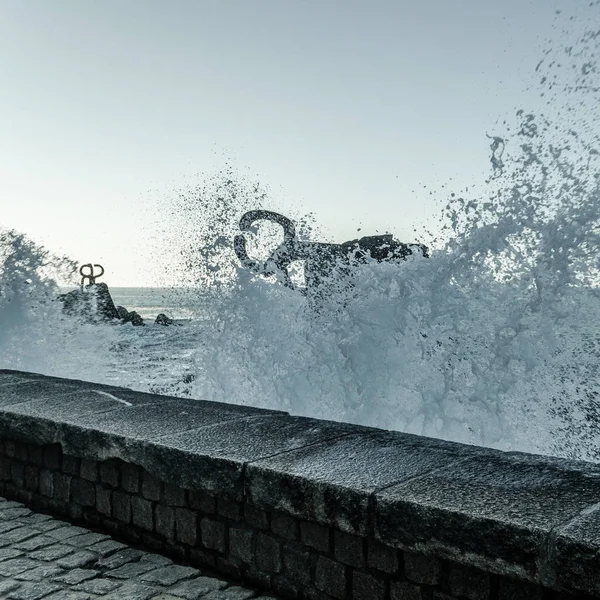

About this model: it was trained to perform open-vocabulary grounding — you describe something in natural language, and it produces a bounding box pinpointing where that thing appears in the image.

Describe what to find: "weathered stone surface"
[376,452,600,581]
[554,504,600,595]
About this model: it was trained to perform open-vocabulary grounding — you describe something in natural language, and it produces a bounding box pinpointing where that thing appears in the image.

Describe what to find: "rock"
[129,311,145,326]
[155,313,173,326]
[116,306,130,320]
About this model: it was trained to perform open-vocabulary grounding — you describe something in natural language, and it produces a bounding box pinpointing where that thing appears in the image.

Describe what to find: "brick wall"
[0,437,587,600]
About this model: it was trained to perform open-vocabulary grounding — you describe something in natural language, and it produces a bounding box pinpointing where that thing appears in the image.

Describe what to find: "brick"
[315,556,346,600]
[368,539,399,574]
[131,496,154,531]
[256,532,281,573]
[200,517,226,553]
[141,471,161,501]
[230,527,254,564]
[71,478,95,507]
[217,497,241,520]
[62,455,80,475]
[53,473,71,503]
[334,530,364,568]
[283,546,312,585]
[300,521,330,552]
[353,571,385,600]
[43,445,61,470]
[121,463,140,493]
[271,513,298,540]
[390,581,423,600]
[100,460,120,488]
[175,507,197,546]
[156,505,175,541]
[112,491,132,524]
[244,505,269,529]
[163,484,186,507]
[405,551,443,585]
[448,564,491,600]
[189,490,215,514]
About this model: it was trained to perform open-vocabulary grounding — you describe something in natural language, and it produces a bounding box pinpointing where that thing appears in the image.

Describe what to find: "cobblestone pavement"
[0,497,281,600]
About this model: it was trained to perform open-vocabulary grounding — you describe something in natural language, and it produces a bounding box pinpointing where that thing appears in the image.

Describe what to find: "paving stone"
[13,534,57,551]
[140,553,174,566]
[47,525,89,541]
[104,582,162,600]
[140,565,199,586]
[167,576,228,599]
[0,580,21,595]
[0,527,39,545]
[45,592,93,600]
[0,521,24,534]
[73,578,121,594]
[105,560,160,579]
[29,543,74,561]
[57,550,98,569]
[96,547,145,569]
[53,567,100,584]
[87,538,128,557]
[67,532,110,548]
[6,580,62,600]
[15,563,64,580]
[0,557,41,577]
[0,547,24,562]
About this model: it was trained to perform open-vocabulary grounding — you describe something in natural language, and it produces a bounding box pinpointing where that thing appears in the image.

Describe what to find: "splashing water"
[1,9,600,462]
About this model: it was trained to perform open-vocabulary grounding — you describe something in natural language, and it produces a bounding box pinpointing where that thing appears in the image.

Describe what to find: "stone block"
[315,556,346,600]
[156,504,175,541]
[189,490,215,514]
[24,465,38,492]
[300,521,330,552]
[497,577,543,600]
[141,471,161,501]
[4,440,16,458]
[368,539,399,574]
[244,505,269,530]
[334,530,365,568]
[53,473,71,503]
[200,517,226,553]
[405,552,442,585]
[217,497,241,520]
[230,527,254,564]
[71,478,95,507]
[14,441,28,462]
[175,507,197,546]
[391,582,423,600]
[10,461,25,488]
[62,455,80,476]
[96,485,112,517]
[39,470,54,497]
[448,564,491,600]
[0,457,11,481]
[27,445,43,465]
[43,445,61,470]
[353,570,386,600]
[132,496,154,532]
[272,512,299,540]
[163,483,186,507]
[121,463,140,493]
[99,460,120,488]
[256,533,282,573]
[283,545,312,585]
[80,459,98,481]
[112,491,131,524]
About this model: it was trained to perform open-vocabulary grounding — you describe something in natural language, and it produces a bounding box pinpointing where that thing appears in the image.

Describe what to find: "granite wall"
[0,370,598,600]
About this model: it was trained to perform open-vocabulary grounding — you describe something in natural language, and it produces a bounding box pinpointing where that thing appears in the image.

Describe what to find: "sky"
[0,0,588,285]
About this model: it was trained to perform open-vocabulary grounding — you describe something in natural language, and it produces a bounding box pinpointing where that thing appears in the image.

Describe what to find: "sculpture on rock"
[57,264,172,326]
[234,210,428,302]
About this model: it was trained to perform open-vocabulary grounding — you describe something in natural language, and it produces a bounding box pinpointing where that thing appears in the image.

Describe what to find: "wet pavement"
[0,497,280,600]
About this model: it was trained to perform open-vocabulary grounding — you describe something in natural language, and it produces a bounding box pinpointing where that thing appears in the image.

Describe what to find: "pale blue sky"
[0,0,580,285]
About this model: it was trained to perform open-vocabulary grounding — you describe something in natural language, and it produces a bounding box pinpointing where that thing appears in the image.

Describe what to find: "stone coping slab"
[1,369,599,595]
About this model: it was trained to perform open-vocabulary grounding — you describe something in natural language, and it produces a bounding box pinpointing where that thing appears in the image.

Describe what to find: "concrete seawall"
[0,369,598,599]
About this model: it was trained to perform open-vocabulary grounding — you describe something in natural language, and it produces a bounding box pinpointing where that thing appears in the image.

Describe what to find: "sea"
[1,7,600,463]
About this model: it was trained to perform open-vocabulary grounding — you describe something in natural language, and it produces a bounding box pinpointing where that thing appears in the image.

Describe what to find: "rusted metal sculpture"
[234,210,428,294]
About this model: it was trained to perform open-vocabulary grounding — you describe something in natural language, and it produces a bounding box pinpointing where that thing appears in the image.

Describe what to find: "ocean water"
[1,7,600,462]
